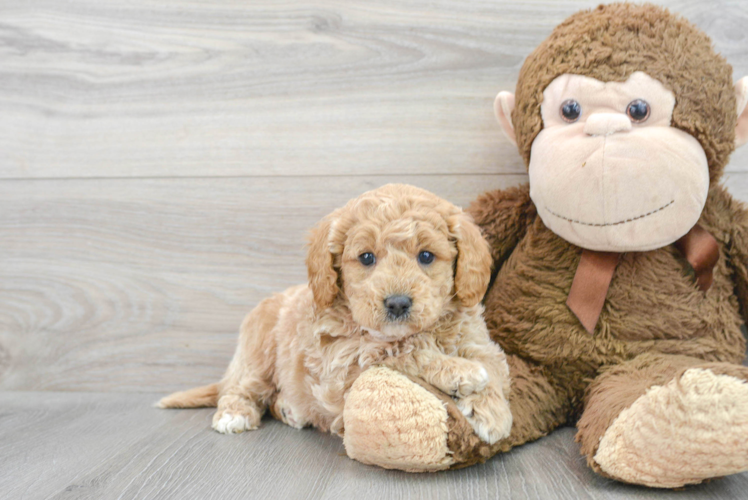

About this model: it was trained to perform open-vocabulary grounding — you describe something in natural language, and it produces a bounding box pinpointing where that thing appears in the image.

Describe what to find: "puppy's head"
[306,184,492,340]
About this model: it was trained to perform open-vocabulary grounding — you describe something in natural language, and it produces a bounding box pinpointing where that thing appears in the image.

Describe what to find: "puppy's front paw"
[212,411,260,434]
[457,392,512,445]
[272,399,310,430]
[450,364,490,398]
[212,394,262,434]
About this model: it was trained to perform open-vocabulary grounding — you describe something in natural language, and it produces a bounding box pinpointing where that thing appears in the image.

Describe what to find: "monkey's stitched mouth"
[544,199,674,227]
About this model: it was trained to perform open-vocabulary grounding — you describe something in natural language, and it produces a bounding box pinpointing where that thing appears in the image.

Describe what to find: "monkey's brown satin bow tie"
[566,224,719,334]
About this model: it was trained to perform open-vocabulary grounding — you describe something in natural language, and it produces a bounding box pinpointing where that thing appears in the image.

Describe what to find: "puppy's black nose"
[384,295,412,319]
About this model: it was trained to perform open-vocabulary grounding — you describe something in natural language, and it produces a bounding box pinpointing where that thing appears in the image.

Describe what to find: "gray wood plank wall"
[1,0,747,395]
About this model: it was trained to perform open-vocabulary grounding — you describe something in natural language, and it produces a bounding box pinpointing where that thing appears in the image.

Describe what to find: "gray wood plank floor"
[2,392,748,500]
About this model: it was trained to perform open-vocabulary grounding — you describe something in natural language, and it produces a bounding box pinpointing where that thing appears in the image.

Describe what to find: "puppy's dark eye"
[358,252,376,266]
[626,99,650,123]
[417,251,435,265]
[560,99,581,123]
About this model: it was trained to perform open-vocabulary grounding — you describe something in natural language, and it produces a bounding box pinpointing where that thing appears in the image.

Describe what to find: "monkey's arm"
[466,183,536,269]
[711,185,748,325]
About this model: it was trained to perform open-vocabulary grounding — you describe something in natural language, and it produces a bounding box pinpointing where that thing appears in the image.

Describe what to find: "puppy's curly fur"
[159,184,512,444]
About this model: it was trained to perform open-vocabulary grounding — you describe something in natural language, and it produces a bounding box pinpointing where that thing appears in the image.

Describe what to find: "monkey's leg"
[493,355,570,454]
[342,355,570,471]
[577,353,748,488]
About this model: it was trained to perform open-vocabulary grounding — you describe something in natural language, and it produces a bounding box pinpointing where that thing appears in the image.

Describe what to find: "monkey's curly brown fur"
[459,3,748,482]
[512,3,737,182]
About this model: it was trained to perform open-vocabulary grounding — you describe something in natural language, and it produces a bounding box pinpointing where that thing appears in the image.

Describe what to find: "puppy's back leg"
[213,292,286,434]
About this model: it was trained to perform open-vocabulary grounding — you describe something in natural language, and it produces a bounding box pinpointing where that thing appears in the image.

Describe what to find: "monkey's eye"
[417,251,435,265]
[560,99,582,123]
[626,99,650,123]
[358,252,376,266]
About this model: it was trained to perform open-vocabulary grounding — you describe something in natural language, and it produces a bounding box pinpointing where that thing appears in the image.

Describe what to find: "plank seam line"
[0,172,528,182]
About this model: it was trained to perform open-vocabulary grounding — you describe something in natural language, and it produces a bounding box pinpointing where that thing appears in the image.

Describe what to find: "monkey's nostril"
[384,295,412,319]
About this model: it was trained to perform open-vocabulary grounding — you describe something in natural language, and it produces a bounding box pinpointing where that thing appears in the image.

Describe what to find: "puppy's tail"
[156,383,220,409]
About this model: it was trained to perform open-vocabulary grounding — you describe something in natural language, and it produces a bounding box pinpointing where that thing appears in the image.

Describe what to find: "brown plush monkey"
[341,3,748,488]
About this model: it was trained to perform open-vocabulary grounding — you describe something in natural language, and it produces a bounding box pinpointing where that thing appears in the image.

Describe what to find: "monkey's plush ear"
[736,77,748,148]
[494,91,517,146]
[306,216,339,311]
[449,212,493,308]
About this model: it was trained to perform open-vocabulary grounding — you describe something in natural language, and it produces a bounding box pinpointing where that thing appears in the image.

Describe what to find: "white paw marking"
[458,397,512,445]
[278,404,308,430]
[212,413,257,434]
[468,416,509,445]
[457,398,474,418]
[453,365,490,398]
[476,366,489,392]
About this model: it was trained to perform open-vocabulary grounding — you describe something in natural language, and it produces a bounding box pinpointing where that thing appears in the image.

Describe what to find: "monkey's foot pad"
[595,368,748,488]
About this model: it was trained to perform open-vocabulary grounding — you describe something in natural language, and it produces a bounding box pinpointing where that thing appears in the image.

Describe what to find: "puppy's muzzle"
[384,295,412,321]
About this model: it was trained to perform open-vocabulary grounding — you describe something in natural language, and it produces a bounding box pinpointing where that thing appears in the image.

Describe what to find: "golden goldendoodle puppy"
[159,184,512,444]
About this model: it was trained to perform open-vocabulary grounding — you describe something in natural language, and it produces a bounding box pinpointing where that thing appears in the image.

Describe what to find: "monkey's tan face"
[339,218,457,341]
[529,71,709,252]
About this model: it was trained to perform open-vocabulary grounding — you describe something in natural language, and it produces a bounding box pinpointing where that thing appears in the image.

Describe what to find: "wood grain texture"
[0,0,746,179]
[1,391,746,500]
[1,0,748,393]
[0,174,527,392]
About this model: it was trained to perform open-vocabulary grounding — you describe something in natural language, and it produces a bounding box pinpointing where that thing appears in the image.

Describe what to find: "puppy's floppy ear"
[306,215,339,311]
[448,211,493,308]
